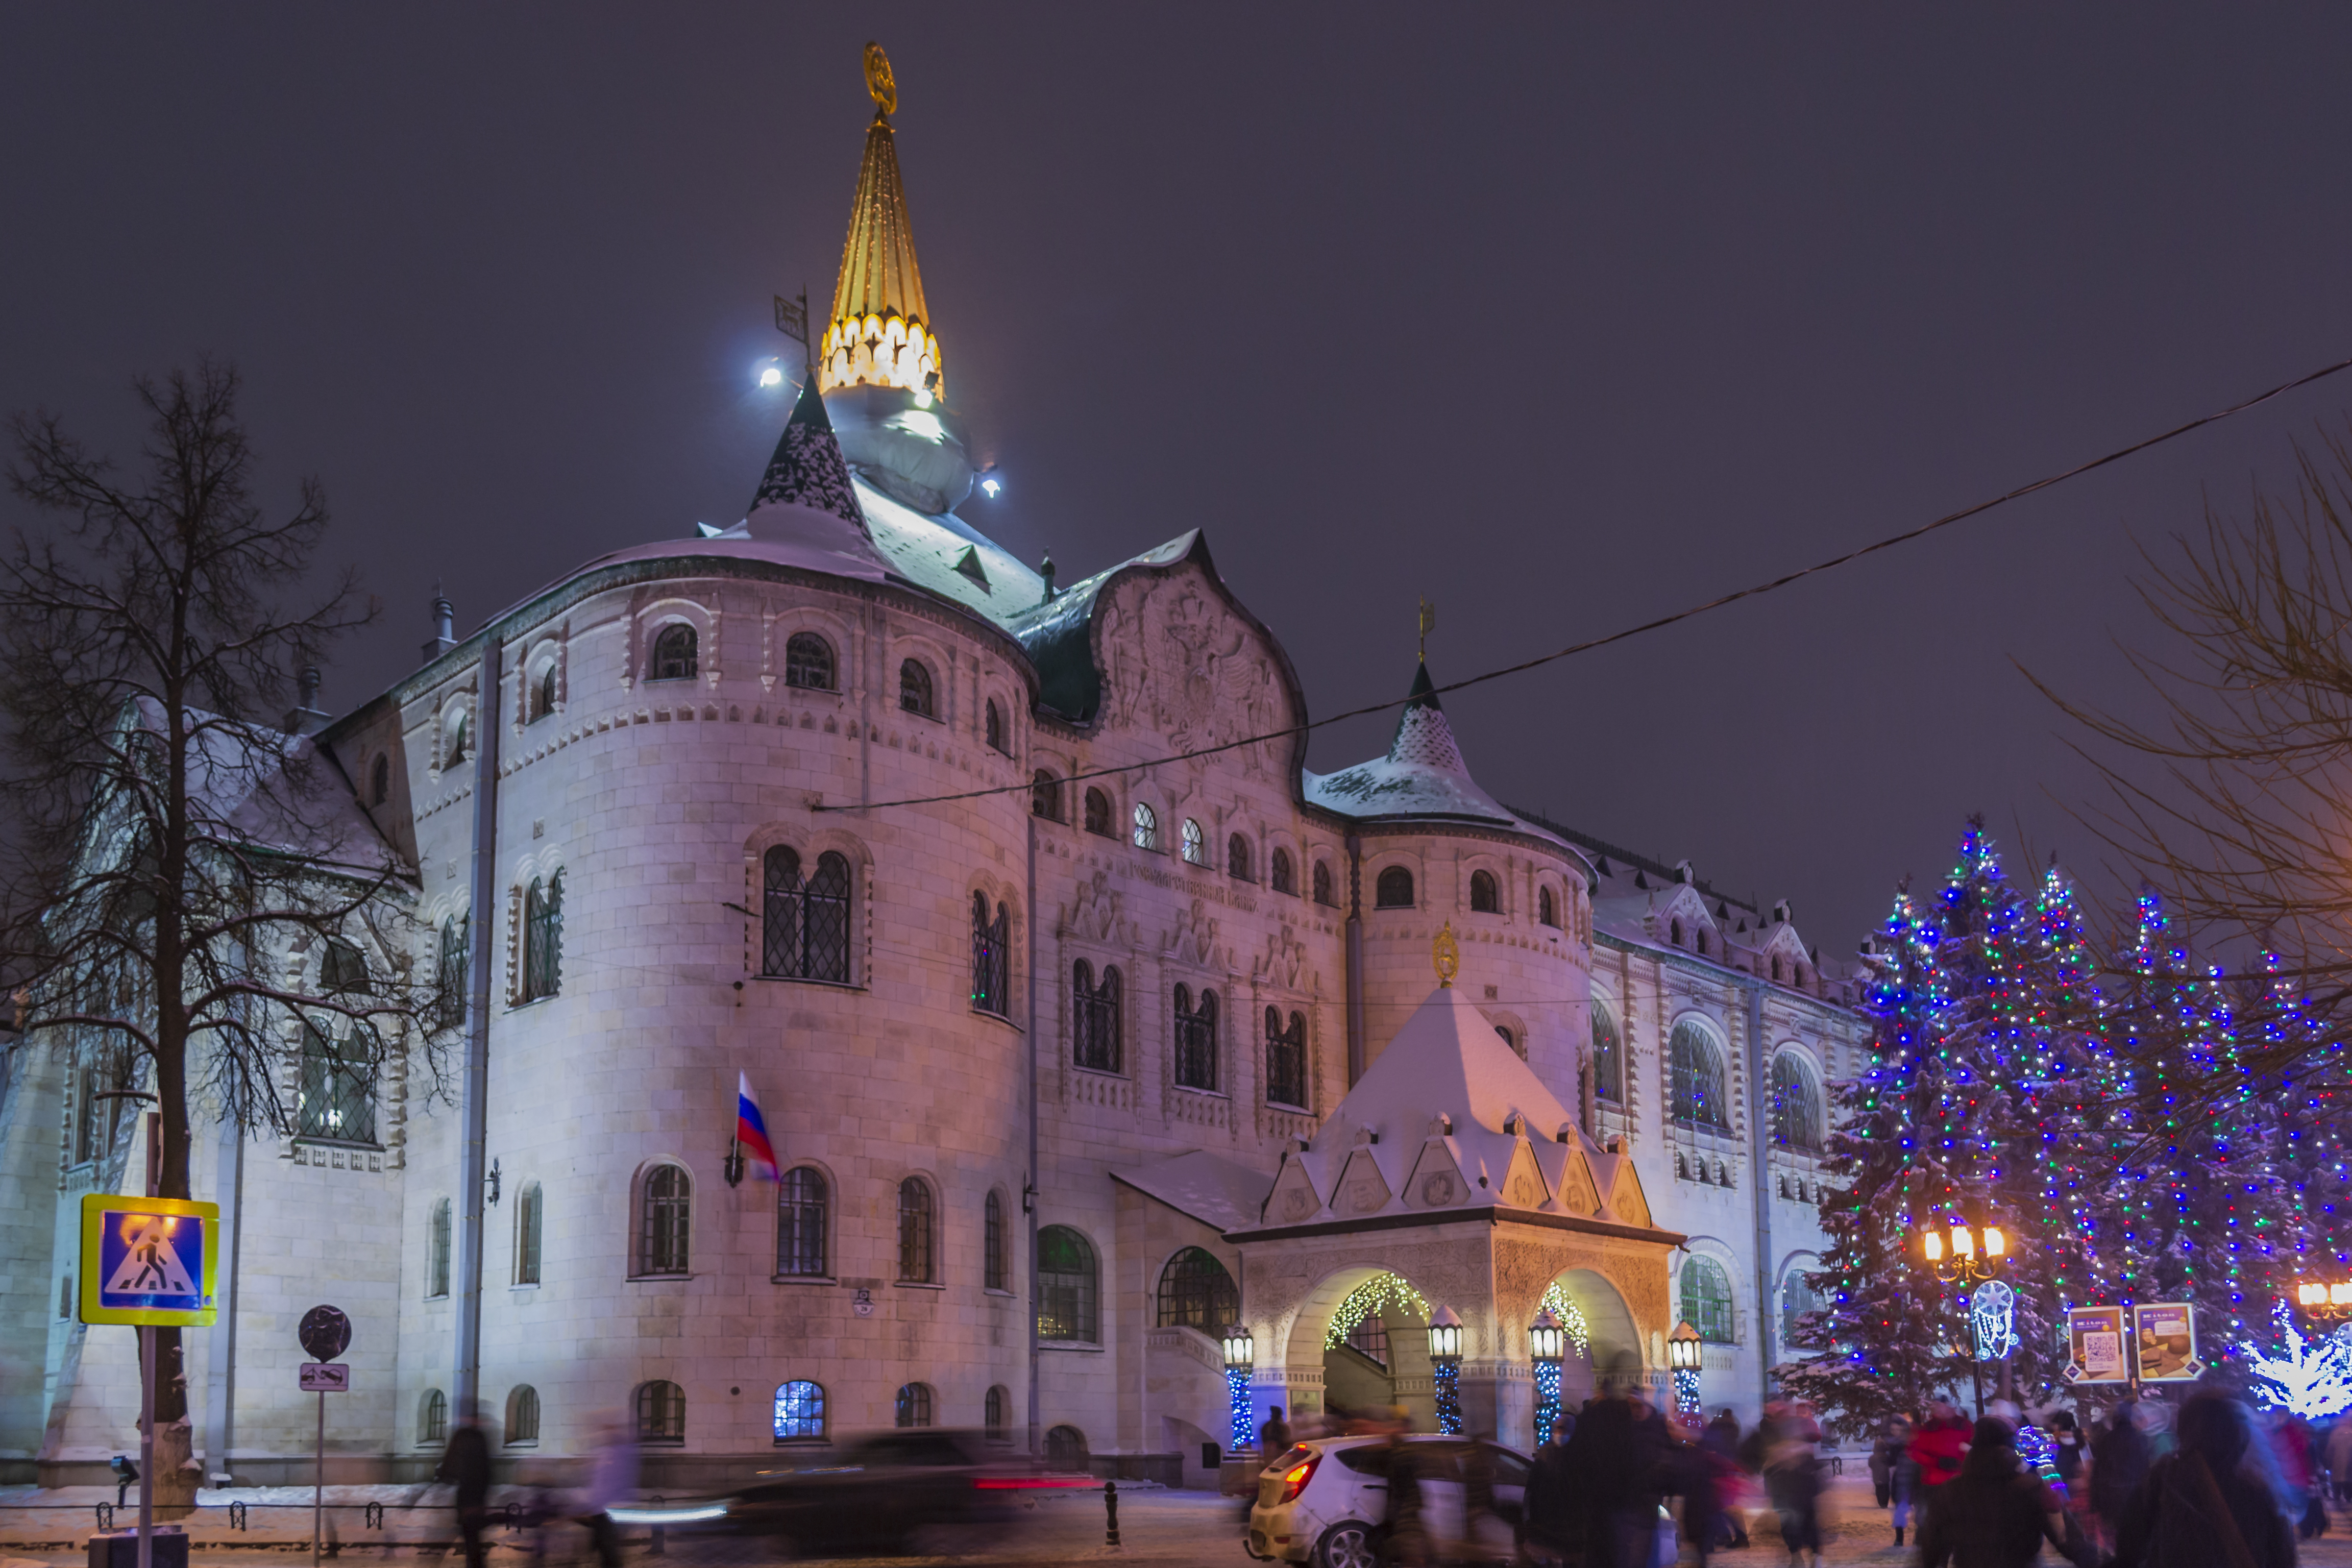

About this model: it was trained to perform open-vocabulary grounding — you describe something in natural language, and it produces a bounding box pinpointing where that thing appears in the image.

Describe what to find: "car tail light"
[1277,1454,1321,1504]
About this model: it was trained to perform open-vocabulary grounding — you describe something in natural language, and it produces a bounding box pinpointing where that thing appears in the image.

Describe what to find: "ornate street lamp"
[2296,1281,2352,1323]
[1920,1218,2007,1285]
[1221,1324,1257,1451]
[1427,1306,1465,1435]
[1529,1307,1566,1448]
[1667,1320,1704,1417]
[1917,1215,2012,1414]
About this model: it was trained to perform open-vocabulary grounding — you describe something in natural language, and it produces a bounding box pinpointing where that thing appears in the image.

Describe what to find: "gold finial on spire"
[1418,597,1437,663]
[1433,920,1460,988]
[864,41,898,118]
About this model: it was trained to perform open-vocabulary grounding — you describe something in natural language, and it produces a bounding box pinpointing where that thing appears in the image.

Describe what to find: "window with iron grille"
[1180,818,1205,865]
[322,938,369,994]
[1172,985,1218,1092]
[1046,1426,1088,1466]
[1083,788,1113,836]
[635,1380,685,1442]
[1270,849,1295,895]
[506,1385,540,1445]
[1538,886,1559,927]
[516,1183,543,1285]
[777,1167,827,1277]
[763,847,851,983]
[899,658,934,716]
[650,624,698,681]
[1072,962,1122,1073]
[522,872,564,1002]
[639,1165,690,1276]
[1771,1054,1822,1153]
[894,1383,934,1429]
[1375,867,1414,908]
[985,1386,1010,1443]
[1154,1246,1237,1331]
[1265,1008,1307,1109]
[1469,870,1500,913]
[1037,1226,1098,1342]
[1591,1003,1623,1103]
[435,914,469,1030]
[297,1022,376,1143]
[1312,861,1336,906]
[783,632,835,691]
[984,1190,1007,1291]
[970,893,1009,1016]
[427,1198,452,1298]
[1031,771,1061,821]
[1131,802,1159,850]
[1227,834,1251,880]
[774,1380,825,1442]
[1681,1257,1735,1342]
[896,1177,934,1283]
[531,664,556,721]
[1346,1314,1389,1368]
[1670,1022,1731,1130]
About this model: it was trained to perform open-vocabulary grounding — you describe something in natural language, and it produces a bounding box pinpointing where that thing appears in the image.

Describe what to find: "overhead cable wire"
[820,348,2352,816]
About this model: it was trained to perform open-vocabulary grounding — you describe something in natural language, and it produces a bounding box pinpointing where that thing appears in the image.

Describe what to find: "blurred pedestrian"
[1260,1405,1292,1459]
[2271,1410,2326,1538]
[1913,1396,1971,1493]
[1917,1416,2071,1568]
[1701,1410,1750,1549]
[1884,1413,1918,1548]
[578,1416,637,1568]
[2089,1398,2151,1552]
[2046,1410,2084,1489]
[1869,1417,1897,1508]
[1762,1402,1823,1568]
[1522,1418,1580,1568]
[435,1404,492,1568]
[2328,1414,2352,1506]
[1678,1416,1725,1567]
[2111,1389,2294,1568]
[1380,1430,1429,1567]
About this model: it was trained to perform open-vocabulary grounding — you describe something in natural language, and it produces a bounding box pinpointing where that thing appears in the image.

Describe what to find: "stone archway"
[1551,1267,1641,1410]
[1282,1266,1438,1432]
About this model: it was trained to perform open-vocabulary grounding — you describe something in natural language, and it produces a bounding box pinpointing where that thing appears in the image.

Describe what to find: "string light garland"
[1538,1284,1593,1359]
[1324,1274,1430,1351]
[1226,1366,1256,1451]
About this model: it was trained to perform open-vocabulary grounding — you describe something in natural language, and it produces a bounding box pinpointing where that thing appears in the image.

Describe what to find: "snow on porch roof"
[1110,1148,1276,1235]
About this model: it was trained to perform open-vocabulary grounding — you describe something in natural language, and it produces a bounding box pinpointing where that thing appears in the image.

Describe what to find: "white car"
[1245,1434,1529,1568]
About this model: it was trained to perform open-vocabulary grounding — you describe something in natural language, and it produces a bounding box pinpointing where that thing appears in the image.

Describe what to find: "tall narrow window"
[984,1189,1008,1291]
[1538,886,1559,927]
[777,1167,828,1277]
[436,913,470,1029]
[895,1383,934,1429]
[763,847,851,983]
[323,938,369,994]
[783,632,836,691]
[1131,802,1159,851]
[522,871,564,1002]
[985,700,1007,754]
[1037,1226,1098,1342]
[428,1198,452,1298]
[971,893,1009,1016]
[635,1380,686,1442]
[1375,867,1414,908]
[896,1177,934,1283]
[1073,961,1122,1073]
[1681,1257,1735,1342]
[1227,834,1252,881]
[516,1182,543,1285]
[774,1380,825,1442]
[371,753,390,807]
[639,1164,690,1276]
[1270,849,1295,896]
[1155,1246,1238,1331]
[1265,1008,1308,1109]
[1670,1022,1732,1130]
[1311,860,1335,906]
[650,624,698,681]
[899,658,934,717]
[298,1022,376,1143]
[506,1385,541,1445]
[1771,1054,1823,1153]
[1781,1267,1825,1350]
[1469,870,1499,913]
[445,708,469,768]
[1031,771,1062,821]
[985,1386,1010,1444]
[1084,788,1114,837]
[535,664,557,720]
[1173,986,1219,1092]
[1180,818,1206,865]
[421,1389,449,1446]
[1591,1002,1623,1104]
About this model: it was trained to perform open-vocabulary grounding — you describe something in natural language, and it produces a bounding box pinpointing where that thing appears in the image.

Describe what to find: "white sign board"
[299,1362,351,1392]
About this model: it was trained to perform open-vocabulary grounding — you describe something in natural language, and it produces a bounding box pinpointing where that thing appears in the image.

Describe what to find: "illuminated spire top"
[820,42,942,402]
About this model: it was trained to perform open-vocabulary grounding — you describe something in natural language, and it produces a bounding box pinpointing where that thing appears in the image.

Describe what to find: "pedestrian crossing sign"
[79,1195,219,1326]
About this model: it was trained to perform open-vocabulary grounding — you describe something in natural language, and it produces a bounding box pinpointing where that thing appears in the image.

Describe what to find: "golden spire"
[1433,921,1460,988]
[819,41,943,402]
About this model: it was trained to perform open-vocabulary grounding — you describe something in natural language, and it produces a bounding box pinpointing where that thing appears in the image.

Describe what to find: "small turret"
[421,585,456,665]
[283,665,328,736]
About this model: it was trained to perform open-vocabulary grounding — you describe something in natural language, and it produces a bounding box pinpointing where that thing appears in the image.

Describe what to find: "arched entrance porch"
[1281,1266,1438,1432]
[1548,1267,1643,1415]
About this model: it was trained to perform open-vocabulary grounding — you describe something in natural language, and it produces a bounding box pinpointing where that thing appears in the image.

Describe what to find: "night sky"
[6,7,2350,962]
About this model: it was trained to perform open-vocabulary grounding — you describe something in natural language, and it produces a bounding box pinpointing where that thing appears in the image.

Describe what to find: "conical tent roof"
[750,378,868,529]
[1303,659,1527,826]
[831,114,930,330]
[1312,985,1581,1158]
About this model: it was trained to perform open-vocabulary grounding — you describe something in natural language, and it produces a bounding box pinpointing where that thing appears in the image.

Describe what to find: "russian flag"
[736,1072,779,1182]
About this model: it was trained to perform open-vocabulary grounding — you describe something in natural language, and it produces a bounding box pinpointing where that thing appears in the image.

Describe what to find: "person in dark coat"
[1701,1411,1750,1548]
[2111,1390,2296,1568]
[1381,1432,1429,1567]
[2090,1398,2153,1551]
[1918,1417,2069,1568]
[1680,1420,1726,1566]
[435,1406,494,1568]
[1522,1419,1581,1567]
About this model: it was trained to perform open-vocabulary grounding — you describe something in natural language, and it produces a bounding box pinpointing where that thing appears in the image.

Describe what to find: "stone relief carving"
[1063,868,1133,946]
[1163,897,1222,969]
[1255,924,1307,989]
[1097,574,1281,761]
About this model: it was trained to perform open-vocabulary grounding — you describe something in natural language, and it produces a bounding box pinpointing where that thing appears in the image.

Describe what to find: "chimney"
[283,665,329,736]
[1039,552,1057,606]
[421,584,457,665]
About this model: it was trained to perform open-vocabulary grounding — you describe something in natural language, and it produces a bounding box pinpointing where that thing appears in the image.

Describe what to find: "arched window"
[635,1380,686,1442]
[506,1385,540,1446]
[1771,1054,1823,1153]
[1311,861,1336,906]
[1045,1425,1089,1468]
[1173,985,1218,1091]
[1591,1002,1622,1104]
[1781,1266,1824,1350]
[323,938,369,994]
[1227,834,1251,881]
[1469,870,1499,913]
[896,1177,934,1283]
[1037,1226,1098,1342]
[435,913,469,1030]
[639,1165,690,1276]
[1670,1021,1731,1130]
[1670,918,1684,947]
[529,663,555,722]
[1681,1257,1735,1343]
[370,753,390,807]
[971,893,1010,1016]
[985,1386,1011,1444]
[1375,866,1414,909]
[1031,770,1062,821]
[298,1021,375,1143]
[427,1197,452,1298]
[521,871,564,1002]
[985,1189,1008,1292]
[774,1380,825,1442]
[651,623,698,682]
[1083,788,1114,837]
[1264,1008,1307,1109]
[985,700,1007,754]
[1270,848,1295,895]
[1073,962,1122,1073]
[898,658,934,717]
[444,706,469,768]
[420,1389,448,1446]
[1180,818,1206,865]
[783,632,836,691]
[1132,801,1159,850]
[778,1167,827,1278]
[1496,1024,1522,1059]
[762,847,852,984]
[1155,1246,1238,1331]
[515,1181,543,1286]
[1537,886,1558,927]
[894,1383,934,1429]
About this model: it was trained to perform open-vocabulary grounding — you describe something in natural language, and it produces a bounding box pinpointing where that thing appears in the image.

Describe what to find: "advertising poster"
[2134,1302,2199,1381]
[2065,1305,2128,1383]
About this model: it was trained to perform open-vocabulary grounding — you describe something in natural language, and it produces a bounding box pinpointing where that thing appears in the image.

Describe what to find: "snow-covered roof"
[1110,1148,1275,1234]
[120,697,398,877]
[1304,663,1567,845]
[854,475,1043,624]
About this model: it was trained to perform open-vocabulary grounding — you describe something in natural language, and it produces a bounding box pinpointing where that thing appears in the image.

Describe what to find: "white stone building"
[0,65,1870,1489]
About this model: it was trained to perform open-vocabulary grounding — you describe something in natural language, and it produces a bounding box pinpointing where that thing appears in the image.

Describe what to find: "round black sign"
[299,1305,351,1362]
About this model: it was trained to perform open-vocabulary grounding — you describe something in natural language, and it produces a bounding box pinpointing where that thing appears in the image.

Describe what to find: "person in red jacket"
[1910,1398,1973,1494]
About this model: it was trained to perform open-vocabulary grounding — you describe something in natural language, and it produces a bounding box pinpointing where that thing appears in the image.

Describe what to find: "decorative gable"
[1265,1157,1324,1226]
[1404,1137,1469,1209]
[1332,1146,1393,1218]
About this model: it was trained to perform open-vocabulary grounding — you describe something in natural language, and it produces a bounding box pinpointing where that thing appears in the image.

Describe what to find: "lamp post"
[2297,1281,2352,1324]
[1427,1307,1465,1435]
[1221,1324,1257,1452]
[1667,1320,1704,1417]
[1529,1307,1566,1448]
[1918,1217,2012,1415]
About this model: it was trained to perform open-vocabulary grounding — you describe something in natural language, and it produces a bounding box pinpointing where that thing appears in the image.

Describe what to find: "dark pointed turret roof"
[1304,658,1525,827]
[750,378,868,529]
